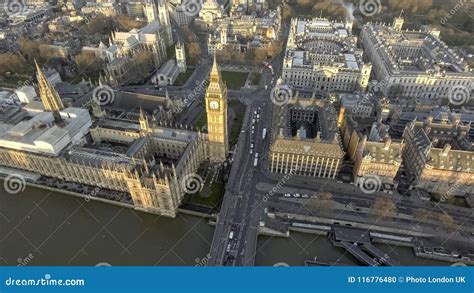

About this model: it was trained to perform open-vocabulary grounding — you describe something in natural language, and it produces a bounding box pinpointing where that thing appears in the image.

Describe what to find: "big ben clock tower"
[205,55,228,162]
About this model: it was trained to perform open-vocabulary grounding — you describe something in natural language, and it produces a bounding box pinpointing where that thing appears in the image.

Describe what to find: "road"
[208,32,287,266]
[203,20,474,265]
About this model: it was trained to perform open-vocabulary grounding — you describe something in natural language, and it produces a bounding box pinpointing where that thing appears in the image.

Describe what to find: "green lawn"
[221,71,248,90]
[184,168,225,208]
[195,111,207,132]
[0,76,24,87]
[229,100,246,147]
[173,67,194,86]
[166,43,177,60]
[189,180,225,208]
[250,73,261,86]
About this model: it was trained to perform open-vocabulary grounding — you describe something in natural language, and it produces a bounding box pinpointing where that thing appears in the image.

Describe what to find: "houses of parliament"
[0,57,229,217]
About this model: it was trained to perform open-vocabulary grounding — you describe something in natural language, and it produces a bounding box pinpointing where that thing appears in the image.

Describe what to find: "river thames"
[1,185,214,266]
[1,185,451,266]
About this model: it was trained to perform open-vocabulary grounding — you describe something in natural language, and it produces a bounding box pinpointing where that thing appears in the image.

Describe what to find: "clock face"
[210,100,219,110]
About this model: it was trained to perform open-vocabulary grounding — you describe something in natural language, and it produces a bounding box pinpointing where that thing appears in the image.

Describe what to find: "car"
[284,193,291,197]
[294,193,301,198]
[250,149,253,154]
[301,194,309,198]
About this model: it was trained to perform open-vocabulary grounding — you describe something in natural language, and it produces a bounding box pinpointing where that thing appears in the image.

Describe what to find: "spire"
[165,89,172,109]
[35,59,64,123]
[211,53,220,77]
[139,107,150,134]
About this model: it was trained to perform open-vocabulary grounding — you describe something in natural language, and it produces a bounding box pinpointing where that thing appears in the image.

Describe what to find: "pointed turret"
[35,59,64,123]
[165,89,172,109]
[139,107,150,134]
[211,53,220,79]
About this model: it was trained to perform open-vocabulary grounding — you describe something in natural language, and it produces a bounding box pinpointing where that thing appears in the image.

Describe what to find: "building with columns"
[207,7,282,55]
[282,17,372,93]
[205,55,229,163]
[197,0,225,30]
[269,92,345,178]
[360,17,473,100]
